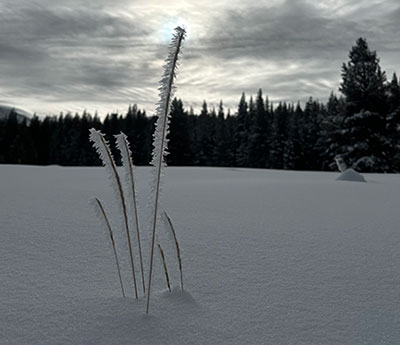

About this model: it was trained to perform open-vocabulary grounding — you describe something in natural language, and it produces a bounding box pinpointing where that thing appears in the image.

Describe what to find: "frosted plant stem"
[158,243,171,292]
[146,27,185,314]
[131,164,146,295]
[164,211,184,291]
[98,134,139,299]
[95,198,126,298]
[117,134,146,295]
[146,106,167,312]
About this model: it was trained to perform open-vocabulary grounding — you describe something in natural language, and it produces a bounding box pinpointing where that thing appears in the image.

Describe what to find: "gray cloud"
[179,0,400,109]
[0,3,161,114]
[0,0,399,116]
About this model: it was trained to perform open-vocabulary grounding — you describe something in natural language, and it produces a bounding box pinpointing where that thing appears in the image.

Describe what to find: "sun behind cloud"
[159,17,189,42]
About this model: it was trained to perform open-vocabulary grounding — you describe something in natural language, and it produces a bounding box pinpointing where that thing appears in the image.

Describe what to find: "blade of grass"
[164,211,184,291]
[91,197,126,298]
[158,243,171,292]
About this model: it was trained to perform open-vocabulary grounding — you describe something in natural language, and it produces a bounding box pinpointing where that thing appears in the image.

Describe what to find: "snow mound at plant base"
[336,168,366,182]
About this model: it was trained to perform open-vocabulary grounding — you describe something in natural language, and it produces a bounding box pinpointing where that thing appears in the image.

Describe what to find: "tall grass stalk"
[116,133,146,295]
[157,243,171,292]
[89,129,139,299]
[164,211,184,291]
[146,26,186,313]
[91,197,126,297]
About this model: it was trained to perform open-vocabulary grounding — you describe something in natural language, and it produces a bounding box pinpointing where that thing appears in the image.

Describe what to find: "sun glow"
[159,17,189,42]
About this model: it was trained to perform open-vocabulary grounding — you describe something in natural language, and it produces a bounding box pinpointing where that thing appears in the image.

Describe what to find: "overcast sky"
[0,0,399,117]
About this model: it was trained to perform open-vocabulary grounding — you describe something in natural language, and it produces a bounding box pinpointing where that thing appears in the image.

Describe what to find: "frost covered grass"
[90,197,125,297]
[2,165,400,344]
[89,129,139,299]
[158,242,171,292]
[88,27,186,313]
[115,132,145,294]
[163,211,184,291]
[147,26,186,313]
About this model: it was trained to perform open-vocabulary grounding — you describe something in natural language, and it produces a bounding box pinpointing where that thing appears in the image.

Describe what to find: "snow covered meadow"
[1,164,400,344]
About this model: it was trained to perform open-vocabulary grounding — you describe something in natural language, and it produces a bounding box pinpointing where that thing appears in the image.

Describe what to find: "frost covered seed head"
[147,26,186,314]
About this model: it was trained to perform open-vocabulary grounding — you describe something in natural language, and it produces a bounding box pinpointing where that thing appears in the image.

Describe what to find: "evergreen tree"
[315,93,346,171]
[3,110,20,163]
[193,101,216,166]
[214,101,231,166]
[129,109,152,165]
[248,89,270,168]
[225,109,237,166]
[340,37,387,115]
[270,102,290,169]
[235,93,249,167]
[337,38,391,171]
[285,102,303,170]
[385,75,400,171]
[340,110,391,172]
[297,98,321,170]
[167,98,192,166]
[387,73,400,112]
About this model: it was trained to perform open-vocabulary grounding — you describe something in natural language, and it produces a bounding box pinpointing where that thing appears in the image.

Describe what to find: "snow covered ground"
[1,165,400,345]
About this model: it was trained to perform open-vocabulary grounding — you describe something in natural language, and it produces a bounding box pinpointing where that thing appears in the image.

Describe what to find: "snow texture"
[337,168,366,182]
[1,165,400,345]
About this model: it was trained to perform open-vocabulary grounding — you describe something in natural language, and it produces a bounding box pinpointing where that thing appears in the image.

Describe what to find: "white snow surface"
[1,165,400,345]
[337,168,367,182]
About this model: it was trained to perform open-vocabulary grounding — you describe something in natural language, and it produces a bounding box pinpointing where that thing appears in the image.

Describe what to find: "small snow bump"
[336,168,366,182]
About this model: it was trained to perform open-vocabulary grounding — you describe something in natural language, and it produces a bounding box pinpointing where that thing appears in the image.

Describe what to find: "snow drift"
[336,168,366,182]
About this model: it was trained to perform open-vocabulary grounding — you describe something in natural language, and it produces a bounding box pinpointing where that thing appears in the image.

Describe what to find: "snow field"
[1,165,399,344]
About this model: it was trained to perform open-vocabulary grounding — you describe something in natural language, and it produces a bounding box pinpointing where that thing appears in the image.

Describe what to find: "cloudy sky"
[0,0,399,117]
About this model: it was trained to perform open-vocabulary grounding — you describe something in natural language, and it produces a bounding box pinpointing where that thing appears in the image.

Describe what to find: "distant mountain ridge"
[0,105,32,122]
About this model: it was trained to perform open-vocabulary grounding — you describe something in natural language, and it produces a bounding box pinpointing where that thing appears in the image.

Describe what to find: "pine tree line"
[1,38,399,172]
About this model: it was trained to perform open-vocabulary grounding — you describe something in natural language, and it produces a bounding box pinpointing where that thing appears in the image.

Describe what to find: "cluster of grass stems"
[89,26,186,313]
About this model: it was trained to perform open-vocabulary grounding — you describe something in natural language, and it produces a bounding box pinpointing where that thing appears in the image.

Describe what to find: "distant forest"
[1,38,400,172]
